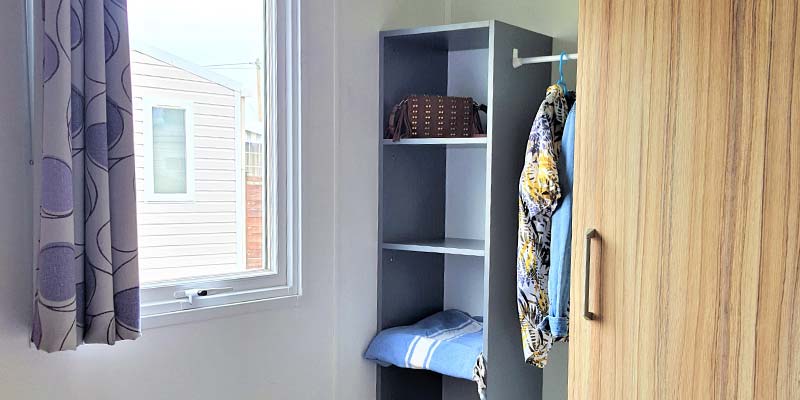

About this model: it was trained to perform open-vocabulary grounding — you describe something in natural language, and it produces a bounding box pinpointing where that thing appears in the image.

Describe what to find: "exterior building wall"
[131,49,243,282]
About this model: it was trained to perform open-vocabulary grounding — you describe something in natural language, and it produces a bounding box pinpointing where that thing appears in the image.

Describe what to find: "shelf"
[383,137,487,146]
[382,238,485,256]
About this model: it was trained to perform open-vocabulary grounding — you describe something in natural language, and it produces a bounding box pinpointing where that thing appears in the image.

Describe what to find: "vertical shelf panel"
[483,21,553,400]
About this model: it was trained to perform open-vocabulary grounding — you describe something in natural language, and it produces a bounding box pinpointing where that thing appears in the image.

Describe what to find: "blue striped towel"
[364,309,483,382]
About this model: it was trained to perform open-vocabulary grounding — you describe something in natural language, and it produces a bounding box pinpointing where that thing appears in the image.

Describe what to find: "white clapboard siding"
[133,103,236,120]
[194,126,235,139]
[137,201,235,214]
[194,114,236,128]
[137,243,236,258]
[132,85,234,104]
[195,147,235,160]
[131,75,234,96]
[140,264,249,283]
[193,137,236,150]
[134,176,239,193]
[195,180,237,192]
[136,223,236,236]
[130,48,245,281]
[135,167,235,183]
[132,145,235,160]
[138,254,239,270]
[138,212,236,225]
[138,233,238,248]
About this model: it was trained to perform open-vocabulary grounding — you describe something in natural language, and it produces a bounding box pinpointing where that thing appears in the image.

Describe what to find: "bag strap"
[385,99,409,141]
[472,102,487,136]
[385,103,401,140]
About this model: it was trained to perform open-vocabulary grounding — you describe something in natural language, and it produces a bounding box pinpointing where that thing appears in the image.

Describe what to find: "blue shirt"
[544,104,575,339]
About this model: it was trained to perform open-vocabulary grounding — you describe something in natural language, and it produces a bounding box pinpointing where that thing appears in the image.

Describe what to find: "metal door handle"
[584,229,598,320]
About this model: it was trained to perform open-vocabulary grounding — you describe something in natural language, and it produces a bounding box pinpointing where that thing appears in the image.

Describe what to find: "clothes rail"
[512,48,578,69]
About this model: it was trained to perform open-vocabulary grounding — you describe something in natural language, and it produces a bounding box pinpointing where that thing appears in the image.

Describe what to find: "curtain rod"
[512,49,578,69]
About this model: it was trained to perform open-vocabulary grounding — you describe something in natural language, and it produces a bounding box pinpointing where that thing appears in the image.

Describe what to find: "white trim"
[140,0,301,323]
[142,98,196,202]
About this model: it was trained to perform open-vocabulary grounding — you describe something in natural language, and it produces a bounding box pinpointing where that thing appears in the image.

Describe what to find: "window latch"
[173,287,234,304]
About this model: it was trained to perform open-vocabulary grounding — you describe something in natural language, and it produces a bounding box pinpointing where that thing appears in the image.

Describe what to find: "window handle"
[584,229,598,320]
[174,287,233,304]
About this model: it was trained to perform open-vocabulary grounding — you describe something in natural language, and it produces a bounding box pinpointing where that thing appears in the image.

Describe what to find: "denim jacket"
[545,105,576,339]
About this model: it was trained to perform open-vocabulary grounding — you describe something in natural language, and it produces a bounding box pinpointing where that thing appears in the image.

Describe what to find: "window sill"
[141,293,302,330]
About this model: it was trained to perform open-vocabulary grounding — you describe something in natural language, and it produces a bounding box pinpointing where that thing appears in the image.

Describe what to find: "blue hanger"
[556,51,568,93]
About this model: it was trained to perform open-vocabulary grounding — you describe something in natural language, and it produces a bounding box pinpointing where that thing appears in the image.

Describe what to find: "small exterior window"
[152,106,190,194]
[142,100,195,202]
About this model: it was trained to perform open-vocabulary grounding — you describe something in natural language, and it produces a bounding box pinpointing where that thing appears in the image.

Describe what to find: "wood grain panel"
[571,0,800,398]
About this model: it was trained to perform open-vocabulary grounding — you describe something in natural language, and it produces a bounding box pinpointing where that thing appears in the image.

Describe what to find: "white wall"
[0,1,337,399]
[332,1,449,399]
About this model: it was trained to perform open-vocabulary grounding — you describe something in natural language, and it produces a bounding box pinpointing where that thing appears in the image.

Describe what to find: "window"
[143,101,194,201]
[153,107,188,194]
[245,131,264,178]
[130,0,300,319]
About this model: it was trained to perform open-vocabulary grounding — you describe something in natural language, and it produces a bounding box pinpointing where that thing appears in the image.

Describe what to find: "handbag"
[385,95,487,141]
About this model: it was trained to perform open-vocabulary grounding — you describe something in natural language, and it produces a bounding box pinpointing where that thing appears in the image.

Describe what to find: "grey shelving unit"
[377,21,553,400]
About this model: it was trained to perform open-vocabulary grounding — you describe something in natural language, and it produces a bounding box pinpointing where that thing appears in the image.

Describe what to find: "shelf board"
[382,238,485,256]
[383,137,487,146]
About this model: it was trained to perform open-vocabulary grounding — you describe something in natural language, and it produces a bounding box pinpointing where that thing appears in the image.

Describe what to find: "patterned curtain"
[33,0,140,352]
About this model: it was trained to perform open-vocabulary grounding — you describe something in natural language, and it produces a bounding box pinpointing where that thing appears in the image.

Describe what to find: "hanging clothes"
[544,103,576,340]
[517,84,568,367]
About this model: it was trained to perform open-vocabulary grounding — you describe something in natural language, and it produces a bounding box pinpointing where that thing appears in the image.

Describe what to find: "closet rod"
[512,48,578,69]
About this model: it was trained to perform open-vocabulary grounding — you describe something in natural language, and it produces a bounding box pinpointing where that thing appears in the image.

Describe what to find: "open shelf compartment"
[377,21,554,400]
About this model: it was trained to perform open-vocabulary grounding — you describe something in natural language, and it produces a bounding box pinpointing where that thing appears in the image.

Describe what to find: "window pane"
[152,107,187,194]
[129,0,269,284]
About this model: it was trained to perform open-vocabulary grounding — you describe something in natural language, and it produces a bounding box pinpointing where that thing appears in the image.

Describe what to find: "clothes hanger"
[556,51,568,94]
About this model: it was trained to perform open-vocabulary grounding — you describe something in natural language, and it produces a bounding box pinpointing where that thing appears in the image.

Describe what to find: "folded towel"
[364,309,486,398]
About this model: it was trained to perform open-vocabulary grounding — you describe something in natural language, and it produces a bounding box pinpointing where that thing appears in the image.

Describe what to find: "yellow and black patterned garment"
[517,85,568,367]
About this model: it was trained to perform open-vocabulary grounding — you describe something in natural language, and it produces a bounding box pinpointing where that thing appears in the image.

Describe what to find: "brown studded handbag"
[385,95,487,141]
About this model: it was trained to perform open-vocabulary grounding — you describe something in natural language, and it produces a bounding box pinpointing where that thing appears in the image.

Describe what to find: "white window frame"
[138,0,301,326]
[142,98,195,202]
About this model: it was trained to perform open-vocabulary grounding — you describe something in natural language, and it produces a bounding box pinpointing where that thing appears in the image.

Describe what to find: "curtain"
[33,0,140,352]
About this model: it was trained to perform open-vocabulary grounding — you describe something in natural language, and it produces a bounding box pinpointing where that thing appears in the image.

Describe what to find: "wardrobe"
[375,0,800,398]
[571,0,799,398]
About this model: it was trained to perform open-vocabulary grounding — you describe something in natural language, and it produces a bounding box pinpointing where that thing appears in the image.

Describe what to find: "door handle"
[584,228,598,320]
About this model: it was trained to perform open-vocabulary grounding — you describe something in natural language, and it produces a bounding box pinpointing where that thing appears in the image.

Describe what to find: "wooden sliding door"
[570,0,800,398]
